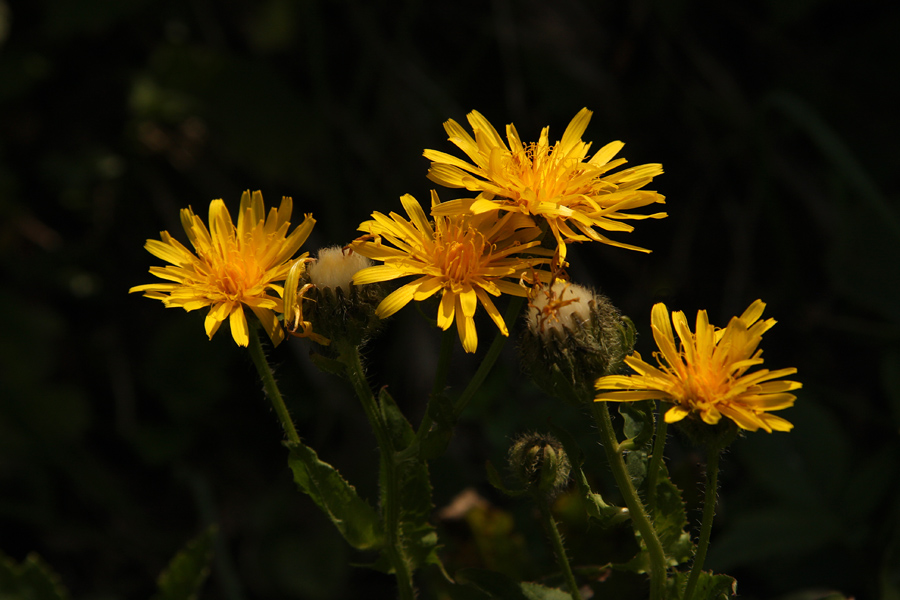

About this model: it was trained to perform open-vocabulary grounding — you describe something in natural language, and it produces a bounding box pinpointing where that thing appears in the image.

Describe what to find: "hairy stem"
[646,411,669,516]
[336,340,415,600]
[248,327,300,445]
[591,402,668,600]
[683,448,720,600]
[537,498,583,600]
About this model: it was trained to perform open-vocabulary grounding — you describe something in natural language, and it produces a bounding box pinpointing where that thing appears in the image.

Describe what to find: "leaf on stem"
[457,568,577,600]
[614,461,693,572]
[618,401,656,489]
[667,570,736,600]
[376,388,444,573]
[287,441,384,551]
[153,525,217,600]
[0,551,70,600]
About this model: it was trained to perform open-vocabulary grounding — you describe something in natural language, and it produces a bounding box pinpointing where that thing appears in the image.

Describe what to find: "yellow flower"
[350,191,550,353]
[594,300,801,433]
[130,190,315,347]
[423,108,667,262]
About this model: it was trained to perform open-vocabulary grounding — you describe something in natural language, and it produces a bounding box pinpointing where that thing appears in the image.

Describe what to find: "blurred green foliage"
[1,0,898,598]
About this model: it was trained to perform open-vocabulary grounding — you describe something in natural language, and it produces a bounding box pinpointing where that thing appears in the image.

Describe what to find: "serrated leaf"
[457,568,574,599]
[667,570,737,599]
[652,464,693,566]
[153,525,216,600]
[286,441,384,550]
[0,551,70,600]
[623,450,649,489]
[378,388,443,573]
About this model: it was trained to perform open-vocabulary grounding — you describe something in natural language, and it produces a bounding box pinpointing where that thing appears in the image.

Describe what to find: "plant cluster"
[116,108,805,599]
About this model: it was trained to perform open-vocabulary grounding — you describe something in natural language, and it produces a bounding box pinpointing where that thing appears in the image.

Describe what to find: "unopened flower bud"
[519,280,633,405]
[508,433,571,498]
[284,246,385,346]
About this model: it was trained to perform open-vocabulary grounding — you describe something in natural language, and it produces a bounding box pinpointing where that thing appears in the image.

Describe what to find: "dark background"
[2,0,899,598]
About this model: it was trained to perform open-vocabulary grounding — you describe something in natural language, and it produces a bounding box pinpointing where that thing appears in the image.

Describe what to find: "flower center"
[204,247,264,300]
[435,221,486,288]
[509,143,586,206]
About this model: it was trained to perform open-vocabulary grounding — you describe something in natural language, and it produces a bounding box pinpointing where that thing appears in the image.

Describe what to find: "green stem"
[414,329,456,442]
[248,327,300,444]
[646,411,669,516]
[537,498,583,600]
[336,341,415,600]
[453,296,524,418]
[591,402,668,600]
[432,327,456,400]
[683,448,720,600]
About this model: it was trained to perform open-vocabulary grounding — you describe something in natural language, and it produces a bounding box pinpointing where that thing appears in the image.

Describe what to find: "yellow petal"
[205,302,232,339]
[229,306,249,347]
[437,289,455,330]
[664,405,690,423]
[375,280,421,319]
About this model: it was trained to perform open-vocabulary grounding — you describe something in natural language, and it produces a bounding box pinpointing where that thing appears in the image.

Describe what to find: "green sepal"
[286,440,384,551]
[456,568,575,599]
[667,570,737,599]
[376,388,444,574]
[153,525,217,600]
[0,551,70,600]
[308,351,347,378]
[548,422,629,526]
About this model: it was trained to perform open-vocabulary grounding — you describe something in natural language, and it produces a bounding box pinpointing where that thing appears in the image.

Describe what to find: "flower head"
[283,246,384,347]
[520,279,633,405]
[595,300,801,433]
[350,191,550,353]
[424,108,667,262]
[130,190,315,347]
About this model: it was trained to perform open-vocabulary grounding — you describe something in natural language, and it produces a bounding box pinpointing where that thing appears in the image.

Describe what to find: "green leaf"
[457,569,574,599]
[0,551,70,600]
[377,388,443,572]
[153,525,217,600]
[379,386,415,451]
[619,400,655,449]
[286,441,384,551]
[652,464,693,566]
[667,570,737,599]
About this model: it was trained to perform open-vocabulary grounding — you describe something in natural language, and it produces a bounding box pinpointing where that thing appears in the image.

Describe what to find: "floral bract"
[424,108,667,262]
[350,191,550,353]
[594,300,801,433]
[130,190,315,347]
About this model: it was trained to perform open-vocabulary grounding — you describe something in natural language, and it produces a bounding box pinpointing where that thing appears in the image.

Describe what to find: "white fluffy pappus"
[307,246,373,292]
[527,280,595,336]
